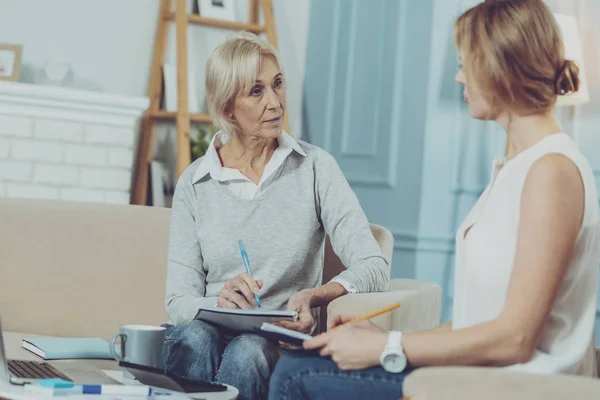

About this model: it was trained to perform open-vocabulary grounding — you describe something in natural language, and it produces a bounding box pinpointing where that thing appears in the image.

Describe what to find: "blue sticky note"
[38,378,75,389]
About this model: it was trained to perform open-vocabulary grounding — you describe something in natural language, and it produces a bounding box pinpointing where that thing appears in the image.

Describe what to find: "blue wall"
[304,0,600,344]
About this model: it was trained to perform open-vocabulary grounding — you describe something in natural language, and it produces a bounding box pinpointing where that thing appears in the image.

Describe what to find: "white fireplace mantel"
[0,82,149,204]
[0,81,149,127]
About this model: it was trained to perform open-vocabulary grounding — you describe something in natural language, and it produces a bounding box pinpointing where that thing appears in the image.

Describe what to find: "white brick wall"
[105,191,131,204]
[0,160,33,182]
[0,138,9,159]
[0,116,139,204]
[108,148,134,168]
[34,164,79,185]
[65,144,107,166]
[85,125,135,147]
[35,119,84,142]
[6,183,59,199]
[80,168,131,191]
[60,188,104,203]
[11,140,64,162]
[0,115,33,138]
[0,83,147,204]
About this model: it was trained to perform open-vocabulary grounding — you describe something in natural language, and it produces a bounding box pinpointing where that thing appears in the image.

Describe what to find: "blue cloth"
[268,350,411,400]
[161,320,280,400]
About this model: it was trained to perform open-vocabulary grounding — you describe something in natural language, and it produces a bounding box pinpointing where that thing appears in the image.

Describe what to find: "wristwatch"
[380,331,407,373]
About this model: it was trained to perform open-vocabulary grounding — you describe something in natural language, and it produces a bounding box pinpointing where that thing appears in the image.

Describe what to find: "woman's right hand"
[216,273,263,310]
[327,314,358,330]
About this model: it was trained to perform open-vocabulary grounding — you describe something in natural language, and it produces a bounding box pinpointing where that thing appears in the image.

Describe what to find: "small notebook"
[253,322,312,346]
[21,337,113,360]
[195,307,298,333]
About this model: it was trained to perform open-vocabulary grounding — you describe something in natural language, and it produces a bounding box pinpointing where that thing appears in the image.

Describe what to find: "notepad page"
[260,323,313,341]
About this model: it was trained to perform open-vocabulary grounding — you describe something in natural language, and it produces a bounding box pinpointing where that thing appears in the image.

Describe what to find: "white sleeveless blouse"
[452,133,600,375]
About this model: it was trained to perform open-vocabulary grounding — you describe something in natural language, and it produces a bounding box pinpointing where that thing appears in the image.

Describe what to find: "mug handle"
[109,333,126,361]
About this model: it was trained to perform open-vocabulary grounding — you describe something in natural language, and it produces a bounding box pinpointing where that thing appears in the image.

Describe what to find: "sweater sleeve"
[314,150,390,293]
[165,173,218,325]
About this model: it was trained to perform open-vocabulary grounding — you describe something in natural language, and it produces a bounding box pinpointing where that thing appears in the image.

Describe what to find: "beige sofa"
[3,197,598,399]
[0,196,440,341]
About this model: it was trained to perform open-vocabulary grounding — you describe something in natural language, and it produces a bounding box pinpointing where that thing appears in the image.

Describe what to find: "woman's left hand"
[303,321,388,370]
[278,289,315,334]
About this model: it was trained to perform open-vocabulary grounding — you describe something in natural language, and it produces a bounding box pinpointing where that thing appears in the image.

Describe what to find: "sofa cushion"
[0,198,171,339]
[403,366,600,400]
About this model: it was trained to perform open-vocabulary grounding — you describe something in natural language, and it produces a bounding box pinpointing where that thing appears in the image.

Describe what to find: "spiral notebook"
[195,307,298,333]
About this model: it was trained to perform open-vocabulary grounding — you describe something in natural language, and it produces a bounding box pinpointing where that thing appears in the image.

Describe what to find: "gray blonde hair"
[205,31,284,137]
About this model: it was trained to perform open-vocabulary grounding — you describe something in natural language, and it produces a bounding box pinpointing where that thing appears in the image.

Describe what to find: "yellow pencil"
[331,302,401,330]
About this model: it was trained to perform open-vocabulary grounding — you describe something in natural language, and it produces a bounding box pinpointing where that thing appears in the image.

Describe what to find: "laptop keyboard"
[8,359,72,381]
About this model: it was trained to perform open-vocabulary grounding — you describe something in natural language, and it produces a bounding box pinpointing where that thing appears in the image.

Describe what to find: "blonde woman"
[269,1,600,399]
[160,32,389,400]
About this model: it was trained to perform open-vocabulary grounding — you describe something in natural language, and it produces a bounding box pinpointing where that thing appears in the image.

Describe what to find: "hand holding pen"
[215,241,263,309]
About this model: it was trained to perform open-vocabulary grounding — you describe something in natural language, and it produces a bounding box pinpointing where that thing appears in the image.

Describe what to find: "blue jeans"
[268,350,411,400]
[161,320,280,400]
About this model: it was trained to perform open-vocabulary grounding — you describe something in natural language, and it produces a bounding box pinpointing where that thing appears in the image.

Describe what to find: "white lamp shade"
[554,13,589,106]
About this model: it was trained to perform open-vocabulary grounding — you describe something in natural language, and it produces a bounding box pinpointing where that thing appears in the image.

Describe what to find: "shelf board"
[149,111,212,123]
[165,13,266,33]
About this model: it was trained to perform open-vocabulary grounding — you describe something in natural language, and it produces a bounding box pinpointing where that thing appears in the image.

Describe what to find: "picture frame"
[162,63,200,113]
[150,160,167,207]
[0,44,22,82]
[197,0,237,22]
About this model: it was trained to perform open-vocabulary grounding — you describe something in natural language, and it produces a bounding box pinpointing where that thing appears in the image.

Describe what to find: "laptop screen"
[0,317,12,384]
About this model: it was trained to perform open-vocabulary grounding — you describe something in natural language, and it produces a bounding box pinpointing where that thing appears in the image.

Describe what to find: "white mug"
[109,325,166,374]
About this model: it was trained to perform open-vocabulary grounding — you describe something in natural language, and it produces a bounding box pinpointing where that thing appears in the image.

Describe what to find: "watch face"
[383,353,407,373]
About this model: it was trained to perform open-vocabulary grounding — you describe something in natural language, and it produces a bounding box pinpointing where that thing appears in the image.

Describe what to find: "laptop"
[0,317,117,385]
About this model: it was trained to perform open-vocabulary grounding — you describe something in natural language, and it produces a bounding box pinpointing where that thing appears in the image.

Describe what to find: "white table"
[103,369,238,400]
[1,332,238,400]
[0,383,238,400]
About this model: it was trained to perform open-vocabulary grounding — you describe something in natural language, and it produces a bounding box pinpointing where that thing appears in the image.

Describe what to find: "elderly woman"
[160,32,389,400]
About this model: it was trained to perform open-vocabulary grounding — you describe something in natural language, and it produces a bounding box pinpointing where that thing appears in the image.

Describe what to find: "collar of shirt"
[192,130,307,184]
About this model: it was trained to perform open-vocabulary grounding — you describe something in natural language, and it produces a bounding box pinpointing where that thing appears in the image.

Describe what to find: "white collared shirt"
[191,130,357,294]
[193,131,307,200]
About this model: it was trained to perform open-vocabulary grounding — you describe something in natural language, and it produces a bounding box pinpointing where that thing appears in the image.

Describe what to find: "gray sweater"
[165,140,390,325]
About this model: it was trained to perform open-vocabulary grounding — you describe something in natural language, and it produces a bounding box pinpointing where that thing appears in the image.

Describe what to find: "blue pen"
[81,384,152,396]
[238,240,261,308]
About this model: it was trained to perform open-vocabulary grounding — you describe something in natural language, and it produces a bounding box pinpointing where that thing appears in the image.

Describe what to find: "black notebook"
[253,322,313,346]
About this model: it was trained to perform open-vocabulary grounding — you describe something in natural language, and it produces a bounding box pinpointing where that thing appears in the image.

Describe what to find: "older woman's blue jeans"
[268,350,411,400]
[161,319,280,400]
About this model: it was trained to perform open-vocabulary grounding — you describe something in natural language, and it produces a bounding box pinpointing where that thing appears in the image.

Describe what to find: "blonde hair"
[455,0,580,115]
[205,31,283,136]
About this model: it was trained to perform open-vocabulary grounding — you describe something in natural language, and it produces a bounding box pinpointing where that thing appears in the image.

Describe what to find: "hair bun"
[555,60,580,96]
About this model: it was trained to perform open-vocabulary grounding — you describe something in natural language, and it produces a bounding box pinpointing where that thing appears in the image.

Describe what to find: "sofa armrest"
[402,367,600,400]
[326,279,441,332]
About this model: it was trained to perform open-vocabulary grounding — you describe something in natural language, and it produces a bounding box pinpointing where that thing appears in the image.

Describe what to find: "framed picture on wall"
[197,0,237,21]
[162,63,200,113]
[0,44,22,81]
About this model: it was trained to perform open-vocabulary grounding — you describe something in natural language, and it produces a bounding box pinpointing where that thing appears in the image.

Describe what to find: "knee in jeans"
[166,320,219,353]
[269,352,312,399]
[271,352,305,381]
[225,335,277,367]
